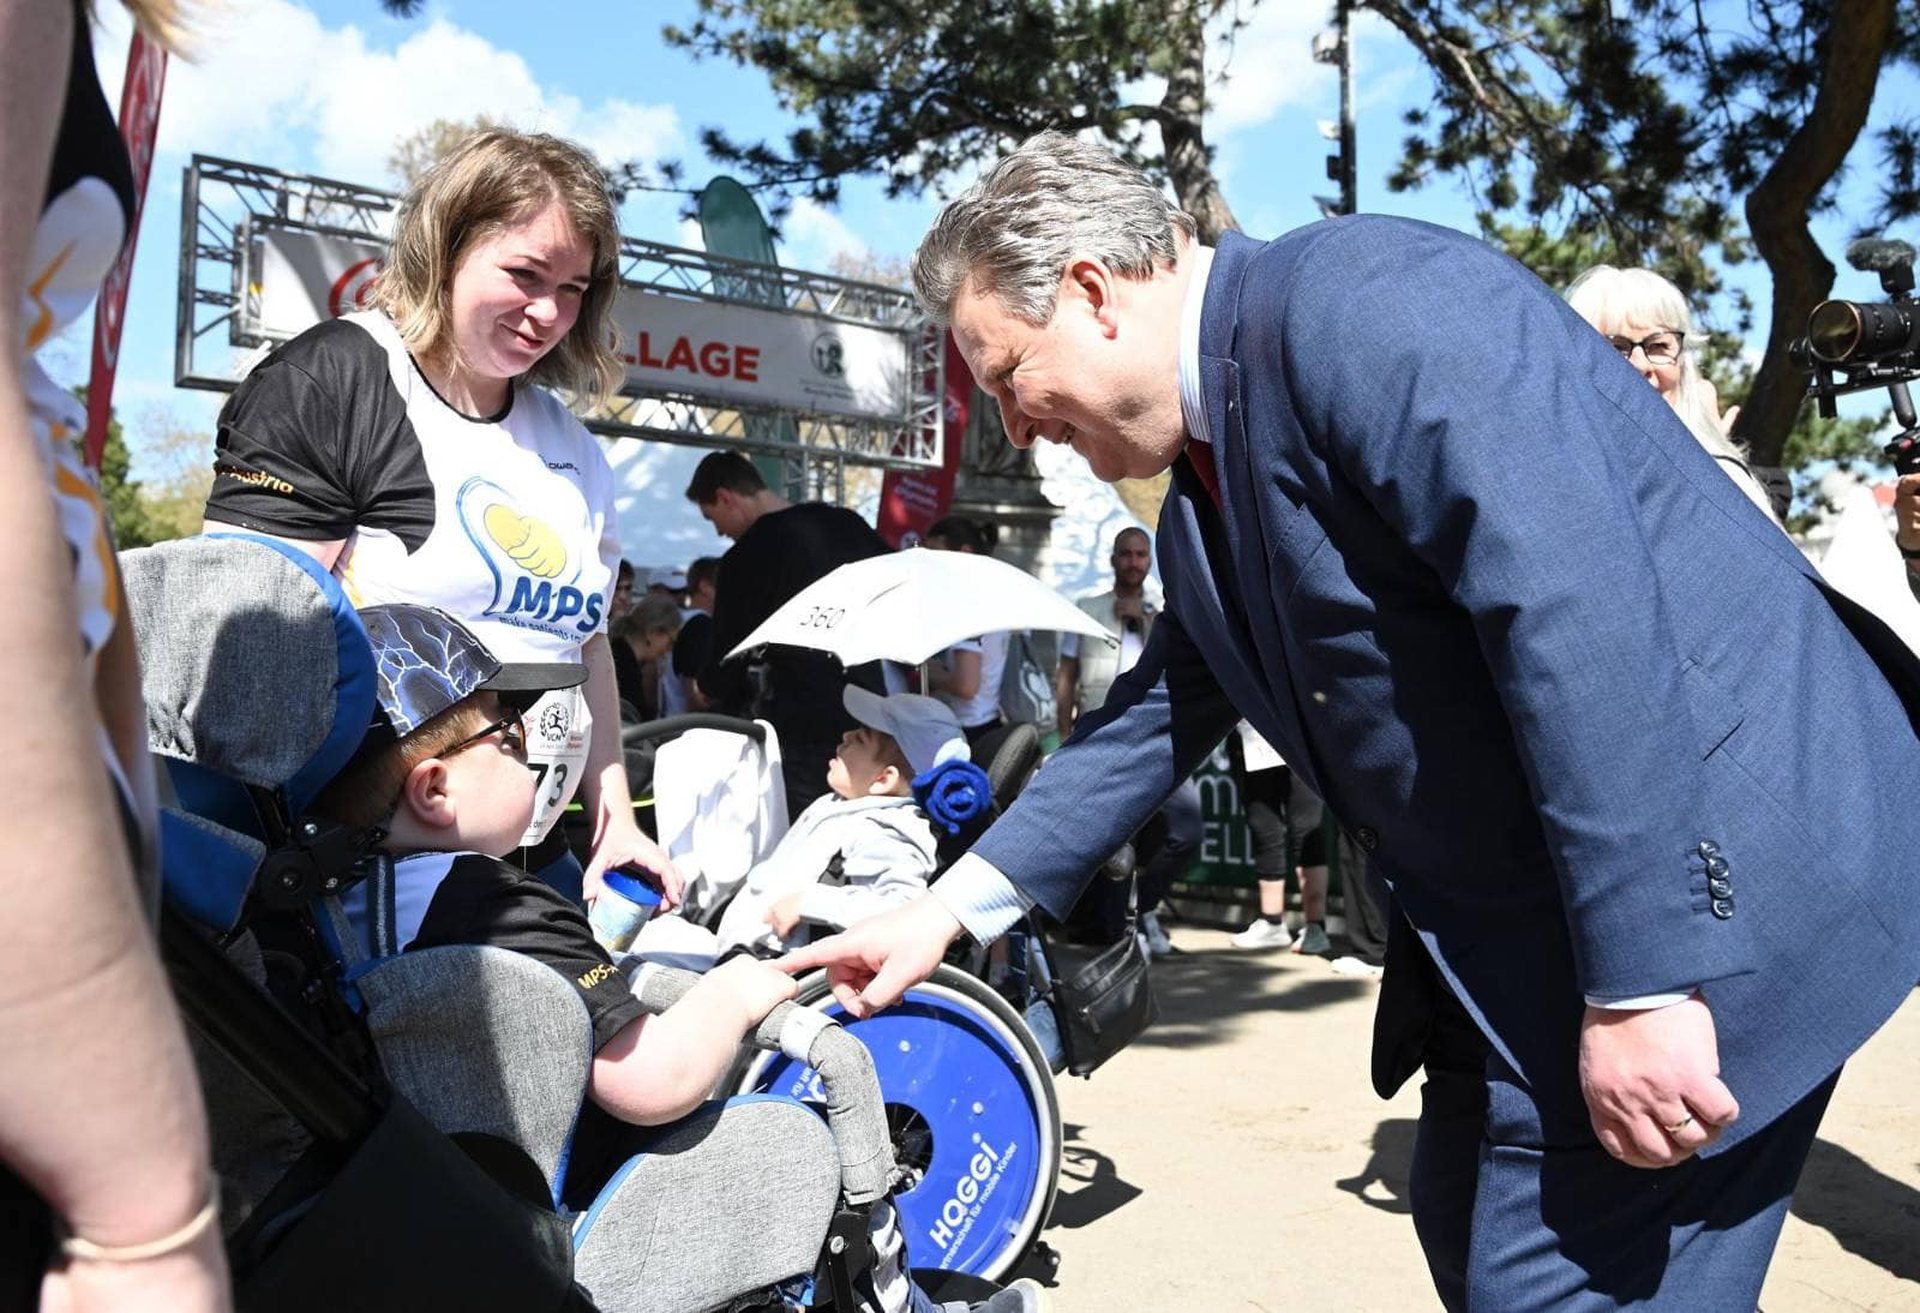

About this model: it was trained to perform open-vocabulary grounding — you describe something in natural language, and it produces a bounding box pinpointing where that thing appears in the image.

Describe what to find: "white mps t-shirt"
[207,311,621,842]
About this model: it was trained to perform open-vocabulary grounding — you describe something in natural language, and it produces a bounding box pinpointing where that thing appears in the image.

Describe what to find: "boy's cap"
[360,603,584,741]
[648,565,688,590]
[842,686,969,776]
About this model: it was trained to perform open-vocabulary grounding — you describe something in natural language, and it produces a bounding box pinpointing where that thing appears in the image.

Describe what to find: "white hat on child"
[842,687,970,777]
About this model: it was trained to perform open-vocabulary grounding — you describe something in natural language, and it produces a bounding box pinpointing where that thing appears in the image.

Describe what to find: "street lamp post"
[1311,0,1358,218]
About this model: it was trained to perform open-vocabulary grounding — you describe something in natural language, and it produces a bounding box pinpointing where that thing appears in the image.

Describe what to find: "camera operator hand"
[1896,475,1920,565]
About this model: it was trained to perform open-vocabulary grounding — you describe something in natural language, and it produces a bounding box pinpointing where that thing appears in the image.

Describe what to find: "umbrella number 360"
[801,606,846,630]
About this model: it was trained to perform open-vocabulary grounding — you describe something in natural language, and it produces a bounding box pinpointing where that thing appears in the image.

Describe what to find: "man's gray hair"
[912,132,1197,327]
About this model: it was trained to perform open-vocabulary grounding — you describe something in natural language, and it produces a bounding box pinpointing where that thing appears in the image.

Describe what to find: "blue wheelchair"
[128,532,1047,1311]
[625,707,1144,1288]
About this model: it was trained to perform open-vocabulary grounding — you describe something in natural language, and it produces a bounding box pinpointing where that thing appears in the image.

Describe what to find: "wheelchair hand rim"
[735,966,1061,1283]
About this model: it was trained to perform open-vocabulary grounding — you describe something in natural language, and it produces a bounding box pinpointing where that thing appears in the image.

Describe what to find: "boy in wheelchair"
[308,602,1044,1313]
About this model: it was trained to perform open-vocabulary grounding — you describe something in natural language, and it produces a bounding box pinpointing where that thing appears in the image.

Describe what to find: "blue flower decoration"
[912,758,993,836]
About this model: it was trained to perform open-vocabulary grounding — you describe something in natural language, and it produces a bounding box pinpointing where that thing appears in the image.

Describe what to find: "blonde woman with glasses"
[2,0,230,1307]
[1566,264,1781,523]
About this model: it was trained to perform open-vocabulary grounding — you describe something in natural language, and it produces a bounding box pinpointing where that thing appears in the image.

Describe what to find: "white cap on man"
[842,686,970,776]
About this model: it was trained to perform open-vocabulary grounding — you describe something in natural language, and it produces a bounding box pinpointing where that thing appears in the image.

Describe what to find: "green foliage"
[71,388,159,549]
[664,0,1205,219]
[1371,0,1917,467]
[70,388,210,549]
[668,0,1916,473]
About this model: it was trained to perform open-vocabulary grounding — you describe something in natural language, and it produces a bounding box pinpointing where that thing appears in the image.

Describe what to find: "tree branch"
[1740,0,1897,465]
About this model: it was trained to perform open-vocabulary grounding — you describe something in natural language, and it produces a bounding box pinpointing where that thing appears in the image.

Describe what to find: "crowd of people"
[10,8,1920,1308]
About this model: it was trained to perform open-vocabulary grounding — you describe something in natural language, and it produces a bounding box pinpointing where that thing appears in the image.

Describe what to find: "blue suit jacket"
[974,219,1920,1148]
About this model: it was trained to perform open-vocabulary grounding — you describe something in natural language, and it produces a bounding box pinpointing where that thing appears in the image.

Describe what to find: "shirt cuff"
[797,884,849,930]
[1584,990,1695,1010]
[931,853,1031,945]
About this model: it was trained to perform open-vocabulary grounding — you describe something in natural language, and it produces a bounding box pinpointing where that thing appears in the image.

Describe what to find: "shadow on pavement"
[1789,1137,1920,1284]
[1131,946,1374,1053]
[1334,1117,1417,1216]
[1044,1121,1144,1232]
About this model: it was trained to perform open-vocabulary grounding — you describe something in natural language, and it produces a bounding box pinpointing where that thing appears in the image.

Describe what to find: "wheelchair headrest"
[973,721,1044,813]
[121,534,376,818]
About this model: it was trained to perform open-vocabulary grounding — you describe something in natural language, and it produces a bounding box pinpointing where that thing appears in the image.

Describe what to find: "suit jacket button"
[1711,897,1735,919]
[1697,840,1721,858]
[1354,826,1378,852]
[1705,855,1730,878]
[1708,877,1733,899]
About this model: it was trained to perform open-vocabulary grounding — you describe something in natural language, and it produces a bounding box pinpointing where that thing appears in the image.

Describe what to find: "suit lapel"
[1153,242,1316,772]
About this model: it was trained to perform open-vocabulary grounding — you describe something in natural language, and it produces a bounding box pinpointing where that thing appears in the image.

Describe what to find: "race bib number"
[521,685,591,846]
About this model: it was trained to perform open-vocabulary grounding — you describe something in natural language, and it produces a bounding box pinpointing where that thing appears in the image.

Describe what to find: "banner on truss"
[243,223,913,424]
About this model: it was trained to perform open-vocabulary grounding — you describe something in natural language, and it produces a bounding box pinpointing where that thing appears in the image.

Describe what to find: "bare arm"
[928,646,982,700]
[577,634,682,904]
[197,523,344,572]
[587,957,795,1124]
[0,3,226,1305]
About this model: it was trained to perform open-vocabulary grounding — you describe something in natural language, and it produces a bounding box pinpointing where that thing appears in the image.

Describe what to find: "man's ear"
[400,757,456,830]
[1065,257,1121,338]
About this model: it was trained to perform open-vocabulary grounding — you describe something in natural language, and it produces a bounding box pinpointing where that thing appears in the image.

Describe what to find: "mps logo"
[457,477,604,637]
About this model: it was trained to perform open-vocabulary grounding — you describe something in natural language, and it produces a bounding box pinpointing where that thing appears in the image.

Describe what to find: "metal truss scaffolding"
[176,155,944,488]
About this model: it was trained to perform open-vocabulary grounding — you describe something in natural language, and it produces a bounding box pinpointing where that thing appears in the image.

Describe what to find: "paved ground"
[1004,922,1920,1312]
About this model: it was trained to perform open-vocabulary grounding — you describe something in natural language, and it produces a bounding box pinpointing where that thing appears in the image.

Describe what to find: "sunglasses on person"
[1607,331,1683,366]
[442,705,529,762]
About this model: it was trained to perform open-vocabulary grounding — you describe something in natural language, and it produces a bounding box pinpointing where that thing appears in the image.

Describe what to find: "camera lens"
[1807,298,1920,364]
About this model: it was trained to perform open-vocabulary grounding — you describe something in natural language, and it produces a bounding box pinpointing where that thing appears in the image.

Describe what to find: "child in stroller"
[689,689,976,960]
[308,601,1045,1313]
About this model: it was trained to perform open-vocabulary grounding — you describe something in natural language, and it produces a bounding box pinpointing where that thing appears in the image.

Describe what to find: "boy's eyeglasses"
[1607,332,1683,366]
[443,706,529,762]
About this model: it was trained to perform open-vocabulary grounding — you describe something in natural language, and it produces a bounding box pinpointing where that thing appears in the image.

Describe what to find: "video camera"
[1793,237,1920,473]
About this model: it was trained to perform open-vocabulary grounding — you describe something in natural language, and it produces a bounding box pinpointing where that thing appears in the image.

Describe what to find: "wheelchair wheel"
[732,965,1061,1283]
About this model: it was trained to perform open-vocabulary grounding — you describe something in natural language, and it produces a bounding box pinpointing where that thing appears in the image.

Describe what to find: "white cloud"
[1207,5,1338,134]
[778,197,870,273]
[95,1,683,189]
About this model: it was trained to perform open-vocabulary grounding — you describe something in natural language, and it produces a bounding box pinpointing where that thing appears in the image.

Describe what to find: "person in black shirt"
[686,453,889,818]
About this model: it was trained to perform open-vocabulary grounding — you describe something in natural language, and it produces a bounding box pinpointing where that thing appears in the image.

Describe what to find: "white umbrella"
[726,548,1118,666]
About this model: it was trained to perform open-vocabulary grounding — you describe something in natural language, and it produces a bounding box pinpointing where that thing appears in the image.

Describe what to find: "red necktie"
[1186,443,1222,509]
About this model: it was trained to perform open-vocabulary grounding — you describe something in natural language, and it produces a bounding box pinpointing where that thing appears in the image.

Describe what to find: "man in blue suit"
[786,133,1920,1308]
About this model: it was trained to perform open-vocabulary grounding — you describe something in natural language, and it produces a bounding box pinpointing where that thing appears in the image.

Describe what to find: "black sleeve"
[204,320,433,551]
[671,613,712,679]
[205,356,359,538]
[610,641,647,716]
[407,855,644,1052]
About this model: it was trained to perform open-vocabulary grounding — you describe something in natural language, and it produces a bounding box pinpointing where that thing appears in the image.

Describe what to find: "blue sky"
[51,0,1920,532]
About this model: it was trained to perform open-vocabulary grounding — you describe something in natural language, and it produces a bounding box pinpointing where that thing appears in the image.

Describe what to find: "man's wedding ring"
[1665,1114,1695,1134]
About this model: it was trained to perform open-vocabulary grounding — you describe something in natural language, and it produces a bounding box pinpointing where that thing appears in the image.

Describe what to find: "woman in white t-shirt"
[923,515,1007,742]
[204,129,678,906]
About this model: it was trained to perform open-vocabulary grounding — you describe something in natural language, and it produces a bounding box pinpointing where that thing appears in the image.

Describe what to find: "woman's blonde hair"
[103,0,189,54]
[1564,264,1742,460]
[374,129,624,408]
